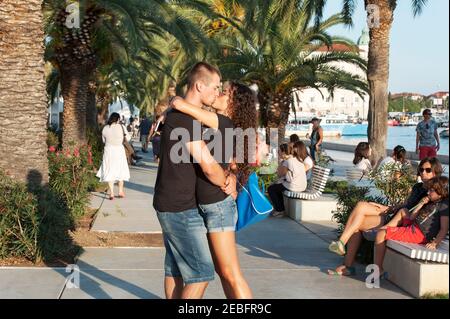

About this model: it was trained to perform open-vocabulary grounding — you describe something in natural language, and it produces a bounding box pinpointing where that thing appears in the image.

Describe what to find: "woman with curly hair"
[169,81,259,299]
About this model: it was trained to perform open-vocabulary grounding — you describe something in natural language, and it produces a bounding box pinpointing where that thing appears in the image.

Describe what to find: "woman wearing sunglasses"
[374,176,449,279]
[327,157,443,276]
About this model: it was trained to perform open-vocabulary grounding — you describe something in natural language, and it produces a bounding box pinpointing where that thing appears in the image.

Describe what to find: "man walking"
[416,109,440,160]
[153,62,235,299]
[139,114,152,153]
[309,117,323,162]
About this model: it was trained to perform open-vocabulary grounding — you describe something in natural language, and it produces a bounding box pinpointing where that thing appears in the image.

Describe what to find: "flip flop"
[327,266,356,276]
[328,240,346,256]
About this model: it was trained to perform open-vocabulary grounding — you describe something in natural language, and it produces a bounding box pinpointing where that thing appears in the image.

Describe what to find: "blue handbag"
[236,172,273,231]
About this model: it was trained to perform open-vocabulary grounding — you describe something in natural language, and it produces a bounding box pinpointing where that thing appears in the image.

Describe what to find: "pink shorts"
[385,218,427,244]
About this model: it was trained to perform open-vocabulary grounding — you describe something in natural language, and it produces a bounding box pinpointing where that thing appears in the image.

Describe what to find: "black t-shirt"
[153,110,202,212]
[196,114,234,205]
[416,199,449,241]
[404,183,428,210]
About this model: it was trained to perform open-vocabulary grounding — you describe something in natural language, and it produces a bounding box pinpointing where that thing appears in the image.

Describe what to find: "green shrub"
[368,163,417,206]
[48,144,96,219]
[0,172,40,260]
[323,180,348,194]
[86,127,104,169]
[46,128,60,149]
[0,171,76,263]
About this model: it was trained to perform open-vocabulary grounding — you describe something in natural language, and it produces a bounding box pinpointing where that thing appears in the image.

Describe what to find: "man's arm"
[434,125,440,151]
[416,130,420,154]
[316,127,324,149]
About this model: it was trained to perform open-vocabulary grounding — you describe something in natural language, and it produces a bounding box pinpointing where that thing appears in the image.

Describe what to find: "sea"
[328,126,449,156]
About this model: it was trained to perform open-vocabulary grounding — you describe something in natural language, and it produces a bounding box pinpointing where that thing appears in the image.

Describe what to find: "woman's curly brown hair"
[425,176,449,200]
[225,82,258,186]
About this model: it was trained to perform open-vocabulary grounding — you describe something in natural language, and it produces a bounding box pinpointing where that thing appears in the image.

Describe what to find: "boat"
[388,119,400,126]
[440,129,449,138]
[286,114,368,137]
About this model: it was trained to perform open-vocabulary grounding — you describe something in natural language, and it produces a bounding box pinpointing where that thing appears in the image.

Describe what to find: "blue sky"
[323,0,449,95]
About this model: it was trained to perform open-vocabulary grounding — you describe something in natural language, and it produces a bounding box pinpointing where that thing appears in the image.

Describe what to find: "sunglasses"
[419,167,433,173]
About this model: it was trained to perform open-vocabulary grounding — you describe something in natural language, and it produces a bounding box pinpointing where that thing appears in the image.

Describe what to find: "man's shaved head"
[187,62,221,89]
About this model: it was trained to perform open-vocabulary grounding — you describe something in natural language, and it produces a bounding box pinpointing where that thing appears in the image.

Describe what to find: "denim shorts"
[198,196,238,233]
[156,208,215,284]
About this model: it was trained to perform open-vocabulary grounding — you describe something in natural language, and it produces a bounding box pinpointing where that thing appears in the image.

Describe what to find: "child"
[374,176,449,277]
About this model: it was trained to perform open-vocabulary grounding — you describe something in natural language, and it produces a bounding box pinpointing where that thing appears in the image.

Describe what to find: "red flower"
[48,146,56,152]
[73,149,80,158]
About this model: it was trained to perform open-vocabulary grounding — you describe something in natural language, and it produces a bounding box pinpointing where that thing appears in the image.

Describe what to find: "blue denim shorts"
[156,208,215,284]
[198,196,238,233]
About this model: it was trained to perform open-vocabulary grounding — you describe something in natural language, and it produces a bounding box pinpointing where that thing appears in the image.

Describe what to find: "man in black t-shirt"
[153,62,236,299]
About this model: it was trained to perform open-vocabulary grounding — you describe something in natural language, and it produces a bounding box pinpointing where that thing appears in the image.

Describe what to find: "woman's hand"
[425,241,438,250]
[170,96,183,110]
[419,196,430,206]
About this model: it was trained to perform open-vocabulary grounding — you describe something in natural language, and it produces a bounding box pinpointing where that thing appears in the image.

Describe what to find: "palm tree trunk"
[86,81,98,132]
[61,66,91,148]
[97,93,110,126]
[260,91,291,147]
[366,0,394,164]
[0,0,49,186]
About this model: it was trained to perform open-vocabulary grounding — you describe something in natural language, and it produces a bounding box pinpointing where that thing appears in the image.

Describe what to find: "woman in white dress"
[96,112,130,200]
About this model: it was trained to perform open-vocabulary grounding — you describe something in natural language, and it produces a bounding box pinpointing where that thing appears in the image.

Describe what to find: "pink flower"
[48,146,56,152]
[73,149,80,158]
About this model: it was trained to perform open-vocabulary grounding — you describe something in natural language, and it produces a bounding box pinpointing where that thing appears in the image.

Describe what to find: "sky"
[323,0,449,95]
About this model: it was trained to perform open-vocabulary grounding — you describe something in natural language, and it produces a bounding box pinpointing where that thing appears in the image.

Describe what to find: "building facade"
[291,28,370,120]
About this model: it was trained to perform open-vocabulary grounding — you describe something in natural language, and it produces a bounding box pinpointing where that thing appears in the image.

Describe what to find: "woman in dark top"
[374,176,449,277]
[171,82,258,299]
[328,157,443,276]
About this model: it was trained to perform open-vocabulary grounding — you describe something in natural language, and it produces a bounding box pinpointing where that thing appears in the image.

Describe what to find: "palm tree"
[0,0,49,186]
[44,0,212,148]
[314,0,428,163]
[210,1,368,144]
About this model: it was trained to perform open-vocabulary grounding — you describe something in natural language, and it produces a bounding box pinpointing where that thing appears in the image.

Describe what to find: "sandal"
[328,240,346,256]
[327,266,356,276]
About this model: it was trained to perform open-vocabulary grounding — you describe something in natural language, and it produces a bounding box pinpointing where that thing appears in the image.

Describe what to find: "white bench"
[283,166,335,221]
[382,239,449,298]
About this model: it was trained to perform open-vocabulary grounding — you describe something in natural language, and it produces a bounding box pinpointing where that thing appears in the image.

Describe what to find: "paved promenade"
[0,141,412,299]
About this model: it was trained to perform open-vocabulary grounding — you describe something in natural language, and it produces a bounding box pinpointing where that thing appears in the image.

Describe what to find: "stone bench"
[283,166,335,221]
[382,239,449,298]
[284,193,337,221]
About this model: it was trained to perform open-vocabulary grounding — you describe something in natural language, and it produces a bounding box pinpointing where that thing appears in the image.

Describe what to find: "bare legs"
[339,202,387,245]
[164,277,209,299]
[208,232,252,299]
[107,180,125,199]
[374,209,408,272]
[329,202,387,274]
[118,180,125,197]
[107,181,115,199]
[165,276,183,299]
